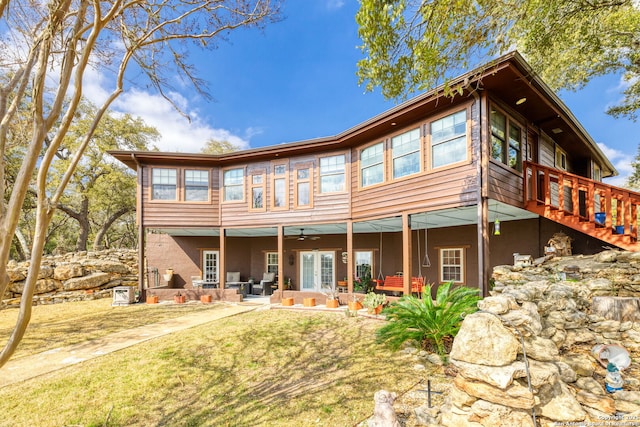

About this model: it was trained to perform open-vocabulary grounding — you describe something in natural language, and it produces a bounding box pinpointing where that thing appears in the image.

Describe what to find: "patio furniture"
[252,272,275,295]
[226,271,249,296]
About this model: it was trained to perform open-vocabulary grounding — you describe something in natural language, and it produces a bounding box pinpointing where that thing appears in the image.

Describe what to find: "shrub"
[376,281,480,356]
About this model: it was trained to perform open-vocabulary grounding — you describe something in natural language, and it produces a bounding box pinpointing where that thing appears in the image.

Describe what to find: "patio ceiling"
[148,202,538,237]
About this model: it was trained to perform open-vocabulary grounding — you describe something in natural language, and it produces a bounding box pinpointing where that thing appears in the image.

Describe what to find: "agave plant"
[376,281,480,356]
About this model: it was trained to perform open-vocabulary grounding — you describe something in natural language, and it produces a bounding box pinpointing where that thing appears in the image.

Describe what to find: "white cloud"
[82,66,250,153]
[599,142,635,187]
[326,0,345,11]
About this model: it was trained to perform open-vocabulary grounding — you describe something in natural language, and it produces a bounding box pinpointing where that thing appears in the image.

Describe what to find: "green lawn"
[0,301,428,426]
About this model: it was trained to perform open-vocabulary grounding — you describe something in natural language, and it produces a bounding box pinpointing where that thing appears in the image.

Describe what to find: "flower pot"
[326,299,339,308]
[282,297,294,306]
[368,305,383,315]
[303,297,316,307]
[200,294,212,303]
[348,301,363,311]
[174,295,186,304]
[146,295,158,304]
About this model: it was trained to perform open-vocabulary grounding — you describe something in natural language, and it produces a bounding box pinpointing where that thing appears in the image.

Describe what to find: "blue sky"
[101,0,637,186]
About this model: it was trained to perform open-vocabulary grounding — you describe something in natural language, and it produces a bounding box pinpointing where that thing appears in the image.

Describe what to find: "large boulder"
[63,272,111,291]
[450,312,520,366]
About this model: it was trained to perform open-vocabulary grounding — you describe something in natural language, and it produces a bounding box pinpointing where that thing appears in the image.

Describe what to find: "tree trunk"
[14,228,31,260]
[591,297,640,322]
[92,206,131,251]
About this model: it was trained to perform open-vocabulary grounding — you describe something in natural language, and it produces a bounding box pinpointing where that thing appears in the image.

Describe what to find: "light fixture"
[551,128,563,134]
[288,254,294,265]
[494,218,501,236]
[516,97,527,105]
[391,122,397,126]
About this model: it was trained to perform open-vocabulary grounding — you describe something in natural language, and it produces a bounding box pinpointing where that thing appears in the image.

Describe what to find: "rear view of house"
[110,52,640,303]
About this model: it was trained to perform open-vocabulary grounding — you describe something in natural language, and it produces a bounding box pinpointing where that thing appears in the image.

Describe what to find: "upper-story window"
[555,145,568,171]
[272,164,288,209]
[360,142,384,187]
[223,168,244,202]
[151,168,177,200]
[392,128,421,179]
[431,110,467,169]
[184,169,209,201]
[319,155,345,193]
[593,163,602,181]
[491,107,522,172]
[295,167,312,207]
[250,173,265,211]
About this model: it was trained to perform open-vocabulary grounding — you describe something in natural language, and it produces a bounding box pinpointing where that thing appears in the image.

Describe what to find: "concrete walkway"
[0,301,265,388]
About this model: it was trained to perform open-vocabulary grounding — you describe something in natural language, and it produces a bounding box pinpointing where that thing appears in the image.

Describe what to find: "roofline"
[109,51,617,177]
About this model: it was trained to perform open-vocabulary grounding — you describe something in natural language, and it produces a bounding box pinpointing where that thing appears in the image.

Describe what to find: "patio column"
[402,213,412,296]
[220,227,226,290]
[346,220,353,293]
[277,225,284,296]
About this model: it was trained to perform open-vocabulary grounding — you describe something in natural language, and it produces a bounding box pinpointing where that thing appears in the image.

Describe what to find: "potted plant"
[174,292,186,304]
[285,277,292,290]
[363,291,386,315]
[200,293,212,303]
[322,286,340,308]
[347,294,363,312]
[146,292,158,304]
[354,264,374,293]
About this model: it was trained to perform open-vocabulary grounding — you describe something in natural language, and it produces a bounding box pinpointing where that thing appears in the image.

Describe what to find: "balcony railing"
[523,161,640,251]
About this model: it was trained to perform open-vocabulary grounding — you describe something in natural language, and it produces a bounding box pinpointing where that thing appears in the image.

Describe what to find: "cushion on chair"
[227,272,241,282]
[262,272,275,282]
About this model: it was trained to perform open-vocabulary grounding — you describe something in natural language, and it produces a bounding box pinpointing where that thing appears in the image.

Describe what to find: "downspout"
[130,153,145,300]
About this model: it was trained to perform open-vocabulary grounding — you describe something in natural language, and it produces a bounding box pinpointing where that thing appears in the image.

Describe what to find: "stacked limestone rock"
[438,250,640,427]
[2,249,138,306]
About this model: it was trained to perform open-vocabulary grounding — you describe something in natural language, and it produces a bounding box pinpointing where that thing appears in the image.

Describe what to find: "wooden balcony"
[523,161,640,252]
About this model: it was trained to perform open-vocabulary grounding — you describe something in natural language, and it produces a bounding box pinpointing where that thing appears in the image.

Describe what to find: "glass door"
[203,250,219,284]
[300,251,335,292]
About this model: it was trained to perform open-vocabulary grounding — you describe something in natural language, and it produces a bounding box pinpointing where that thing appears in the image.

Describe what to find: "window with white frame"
[355,251,373,279]
[392,129,421,179]
[439,247,464,284]
[360,142,384,187]
[250,173,265,210]
[223,168,244,201]
[431,110,468,169]
[490,107,522,172]
[555,146,568,171]
[266,252,278,275]
[151,168,177,200]
[272,164,288,208]
[295,167,312,207]
[184,169,209,201]
[319,155,345,193]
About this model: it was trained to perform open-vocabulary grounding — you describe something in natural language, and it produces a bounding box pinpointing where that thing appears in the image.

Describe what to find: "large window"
[151,168,177,200]
[355,251,373,279]
[272,164,288,209]
[249,173,265,211]
[431,110,467,169]
[491,107,522,171]
[184,169,209,201]
[295,167,312,207]
[440,247,464,284]
[392,129,421,179]
[319,155,345,193]
[223,168,244,202]
[360,143,384,187]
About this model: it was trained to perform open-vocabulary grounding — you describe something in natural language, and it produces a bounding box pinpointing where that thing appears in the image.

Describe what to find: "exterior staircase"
[523,161,640,252]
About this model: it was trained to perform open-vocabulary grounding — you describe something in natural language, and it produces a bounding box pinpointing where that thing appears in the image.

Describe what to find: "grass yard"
[0,300,431,426]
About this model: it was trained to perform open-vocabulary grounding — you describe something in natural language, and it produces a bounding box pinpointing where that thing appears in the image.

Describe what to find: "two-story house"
[110,51,640,304]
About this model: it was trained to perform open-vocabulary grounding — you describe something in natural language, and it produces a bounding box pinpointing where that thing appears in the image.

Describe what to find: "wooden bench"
[376,276,424,294]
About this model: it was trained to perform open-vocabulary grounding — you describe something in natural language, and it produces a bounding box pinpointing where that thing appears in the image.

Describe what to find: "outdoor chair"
[252,272,275,295]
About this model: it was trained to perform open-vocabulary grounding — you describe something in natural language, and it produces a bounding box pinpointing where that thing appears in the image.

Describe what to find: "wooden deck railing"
[523,161,640,251]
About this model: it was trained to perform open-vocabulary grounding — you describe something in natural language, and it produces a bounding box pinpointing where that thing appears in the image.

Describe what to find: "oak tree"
[0,0,282,368]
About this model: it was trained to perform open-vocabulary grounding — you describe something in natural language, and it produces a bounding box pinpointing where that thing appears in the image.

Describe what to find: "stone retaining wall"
[1,249,138,307]
[439,250,640,427]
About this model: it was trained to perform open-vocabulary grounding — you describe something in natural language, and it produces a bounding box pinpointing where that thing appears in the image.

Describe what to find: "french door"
[203,250,219,283]
[300,251,335,292]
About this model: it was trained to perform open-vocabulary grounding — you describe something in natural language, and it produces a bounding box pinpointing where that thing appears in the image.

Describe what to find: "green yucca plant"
[376,281,480,356]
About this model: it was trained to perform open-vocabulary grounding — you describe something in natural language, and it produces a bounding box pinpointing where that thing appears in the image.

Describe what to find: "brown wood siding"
[351,163,479,219]
[487,161,524,206]
[539,134,555,168]
[221,152,351,227]
[141,165,220,227]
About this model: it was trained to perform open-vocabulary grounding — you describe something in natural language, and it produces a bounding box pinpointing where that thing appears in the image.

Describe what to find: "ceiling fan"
[287,228,320,241]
